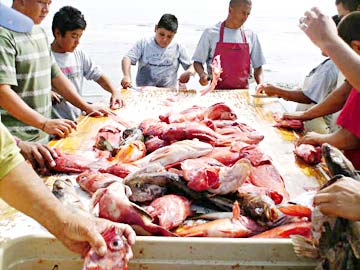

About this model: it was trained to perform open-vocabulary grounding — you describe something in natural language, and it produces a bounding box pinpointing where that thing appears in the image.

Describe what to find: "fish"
[111,141,147,163]
[51,148,92,174]
[294,144,322,165]
[200,55,223,96]
[82,226,131,270]
[322,143,360,180]
[93,126,122,152]
[251,221,311,239]
[291,144,360,269]
[174,201,264,237]
[76,170,124,195]
[146,194,193,230]
[120,128,144,145]
[125,171,181,202]
[273,115,304,131]
[93,182,175,236]
[52,178,89,214]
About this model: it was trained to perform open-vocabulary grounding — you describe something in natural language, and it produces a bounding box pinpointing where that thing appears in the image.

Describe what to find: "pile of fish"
[49,102,329,240]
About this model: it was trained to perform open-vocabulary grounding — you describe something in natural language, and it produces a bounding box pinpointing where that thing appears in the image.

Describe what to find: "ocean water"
[3,0,337,98]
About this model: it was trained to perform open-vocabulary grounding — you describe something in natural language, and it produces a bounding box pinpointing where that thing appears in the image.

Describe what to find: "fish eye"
[113,240,119,246]
[110,237,123,250]
[135,182,141,188]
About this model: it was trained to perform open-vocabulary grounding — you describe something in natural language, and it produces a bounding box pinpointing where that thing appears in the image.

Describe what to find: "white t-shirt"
[192,22,266,75]
[52,48,103,120]
[126,37,191,88]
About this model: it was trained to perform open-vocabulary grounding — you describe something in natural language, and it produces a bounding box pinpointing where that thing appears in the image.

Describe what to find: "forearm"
[185,64,196,76]
[96,75,117,94]
[0,85,47,129]
[317,128,360,150]
[0,162,68,235]
[303,82,352,119]
[194,61,206,76]
[276,88,313,104]
[253,67,263,84]
[322,40,360,92]
[121,57,132,78]
[51,73,90,112]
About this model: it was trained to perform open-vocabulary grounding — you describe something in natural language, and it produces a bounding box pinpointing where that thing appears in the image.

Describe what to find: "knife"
[250,94,278,98]
[129,86,142,92]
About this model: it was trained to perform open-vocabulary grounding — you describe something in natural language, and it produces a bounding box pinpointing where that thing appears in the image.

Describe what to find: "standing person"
[335,0,360,18]
[51,6,124,121]
[0,2,136,258]
[192,0,265,90]
[0,0,111,144]
[297,12,360,169]
[121,13,194,89]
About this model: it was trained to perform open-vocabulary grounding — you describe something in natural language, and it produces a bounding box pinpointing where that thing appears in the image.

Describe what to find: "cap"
[0,2,33,32]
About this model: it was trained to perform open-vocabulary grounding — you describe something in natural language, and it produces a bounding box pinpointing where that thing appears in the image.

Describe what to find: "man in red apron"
[193,0,265,89]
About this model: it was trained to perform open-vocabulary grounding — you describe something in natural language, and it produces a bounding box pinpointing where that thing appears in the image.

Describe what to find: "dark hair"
[335,0,360,12]
[230,0,252,7]
[157,14,178,33]
[52,6,86,37]
[337,11,360,45]
[332,14,342,26]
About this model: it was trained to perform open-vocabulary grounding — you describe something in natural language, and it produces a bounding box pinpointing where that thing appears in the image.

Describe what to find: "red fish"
[175,201,264,237]
[294,144,322,165]
[273,115,304,131]
[100,163,139,178]
[82,226,131,270]
[76,170,123,194]
[251,221,311,239]
[111,141,146,163]
[200,55,223,96]
[146,194,193,230]
[51,148,91,174]
[94,125,122,151]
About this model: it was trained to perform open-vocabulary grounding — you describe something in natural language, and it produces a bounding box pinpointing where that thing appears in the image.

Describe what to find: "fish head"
[128,181,166,202]
[52,178,73,199]
[82,226,130,270]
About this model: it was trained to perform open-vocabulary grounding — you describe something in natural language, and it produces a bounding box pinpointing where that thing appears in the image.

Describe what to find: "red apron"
[213,21,250,89]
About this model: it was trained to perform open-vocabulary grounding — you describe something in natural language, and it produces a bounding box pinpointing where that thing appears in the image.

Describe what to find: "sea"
[2,0,337,100]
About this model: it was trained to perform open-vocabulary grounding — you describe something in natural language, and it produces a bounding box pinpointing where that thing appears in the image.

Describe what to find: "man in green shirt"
[0,3,135,257]
[0,0,112,143]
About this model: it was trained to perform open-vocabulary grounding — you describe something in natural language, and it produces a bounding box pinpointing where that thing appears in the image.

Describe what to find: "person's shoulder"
[204,22,221,34]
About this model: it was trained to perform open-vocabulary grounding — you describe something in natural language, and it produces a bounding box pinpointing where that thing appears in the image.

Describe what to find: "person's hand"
[121,76,132,89]
[84,104,114,117]
[299,7,338,50]
[256,83,277,96]
[54,214,136,257]
[110,89,125,110]
[282,111,309,121]
[178,71,193,84]
[314,176,360,221]
[17,141,58,174]
[296,131,323,146]
[51,91,63,104]
[42,119,77,138]
[199,72,209,86]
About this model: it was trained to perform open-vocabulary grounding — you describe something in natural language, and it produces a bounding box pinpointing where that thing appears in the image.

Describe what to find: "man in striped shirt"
[0,0,111,144]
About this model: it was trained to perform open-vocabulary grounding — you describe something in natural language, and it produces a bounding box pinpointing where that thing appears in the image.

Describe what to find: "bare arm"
[301,7,360,91]
[121,56,132,89]
[194,61,209,86]
[178,64,196,84]
[253,66,264,85]
[96,75,124,109]
[257,83,312,103]
[0,161,136,256]
[283,81,352,120]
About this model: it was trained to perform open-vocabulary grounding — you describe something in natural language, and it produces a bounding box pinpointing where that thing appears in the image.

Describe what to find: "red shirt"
[337,87,360,169]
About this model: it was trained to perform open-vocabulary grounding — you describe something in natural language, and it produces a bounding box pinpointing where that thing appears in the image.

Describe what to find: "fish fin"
[232,201,241,220]
[91,188,108,209]
[291,235,319,259]
[130,202,153,221]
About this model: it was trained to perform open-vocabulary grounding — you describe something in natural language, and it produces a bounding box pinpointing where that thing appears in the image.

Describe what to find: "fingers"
[85,227,107,257]
[313,192,332,205]
[317,203,337,217]
[118,224,136,245]
[38,145,57,167]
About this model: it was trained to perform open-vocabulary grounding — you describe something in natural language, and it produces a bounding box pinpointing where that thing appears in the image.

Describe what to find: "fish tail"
[291,235,319,259]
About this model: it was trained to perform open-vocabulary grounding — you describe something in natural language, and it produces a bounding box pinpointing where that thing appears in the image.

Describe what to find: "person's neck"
[51,41,65,53]
[224,17,242,29]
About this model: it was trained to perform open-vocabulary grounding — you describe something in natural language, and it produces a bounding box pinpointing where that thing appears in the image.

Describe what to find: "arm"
[283,81,352,120]
[297,128,360,150]
[121,56,133,89]
[0,161,136,256]
[301,7,360,91]
[314,176,360,221]
[257,83,313,103]
[253,66,264,85]
[194,61,209,86]
[96,75,124,109]
[52,73,111,117]
[0,84,75,137]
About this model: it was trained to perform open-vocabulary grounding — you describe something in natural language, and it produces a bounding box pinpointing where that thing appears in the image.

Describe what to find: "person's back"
[121,14,193,89]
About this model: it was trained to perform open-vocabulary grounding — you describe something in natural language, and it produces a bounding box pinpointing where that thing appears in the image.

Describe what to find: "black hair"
[337,11,360,45]
[332,14,342,26]
[230,0,252,7]
[52,6,86,37]
[335,0,360,12]
[157,14,178,33]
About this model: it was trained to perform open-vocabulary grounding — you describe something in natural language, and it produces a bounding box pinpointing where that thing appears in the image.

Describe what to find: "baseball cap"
[0,2,33,32]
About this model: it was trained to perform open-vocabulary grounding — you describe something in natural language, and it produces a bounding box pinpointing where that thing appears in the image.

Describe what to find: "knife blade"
[250,94,278,98]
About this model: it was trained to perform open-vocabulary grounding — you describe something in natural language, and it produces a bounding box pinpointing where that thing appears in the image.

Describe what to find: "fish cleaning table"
[0,89,322,269]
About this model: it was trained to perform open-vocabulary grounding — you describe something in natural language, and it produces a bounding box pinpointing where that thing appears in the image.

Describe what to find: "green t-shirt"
[0,122,24,180]
[0,25,61,143]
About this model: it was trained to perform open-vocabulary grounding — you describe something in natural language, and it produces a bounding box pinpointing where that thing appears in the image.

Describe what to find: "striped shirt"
[0,25,61,143]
